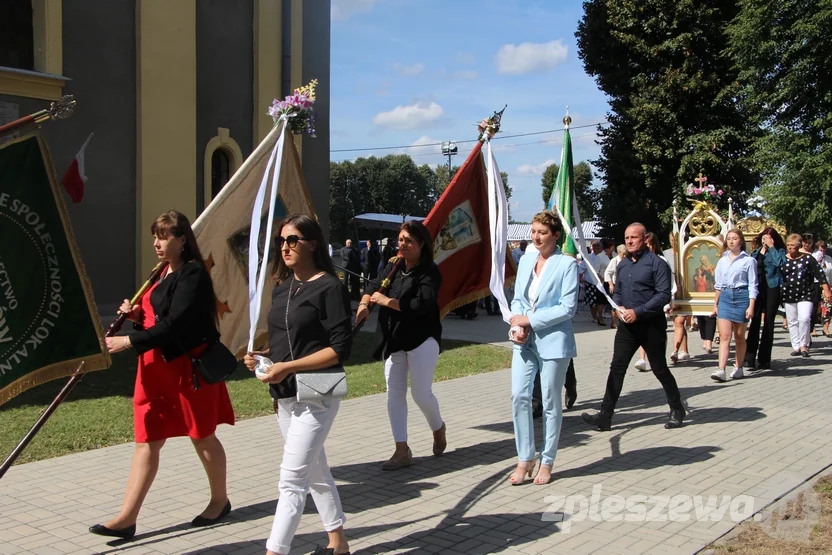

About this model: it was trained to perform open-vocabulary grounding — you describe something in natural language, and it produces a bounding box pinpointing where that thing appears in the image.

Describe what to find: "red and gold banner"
[424,142,515,317]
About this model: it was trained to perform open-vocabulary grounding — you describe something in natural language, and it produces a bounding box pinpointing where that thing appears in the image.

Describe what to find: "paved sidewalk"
[2,313,832,555]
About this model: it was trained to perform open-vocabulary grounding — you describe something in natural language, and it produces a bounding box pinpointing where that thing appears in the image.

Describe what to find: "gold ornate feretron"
[736,216,786,238]
[689,209,719,237]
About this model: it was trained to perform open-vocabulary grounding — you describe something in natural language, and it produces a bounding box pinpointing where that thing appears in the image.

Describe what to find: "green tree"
[577,0,760,239]
[540,161,599,219]
[328,155,440,244]
[728,0,832,236]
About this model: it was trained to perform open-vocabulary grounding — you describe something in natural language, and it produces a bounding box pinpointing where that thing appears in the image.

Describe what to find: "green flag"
[0,134,109,405]
[546,125,582,256]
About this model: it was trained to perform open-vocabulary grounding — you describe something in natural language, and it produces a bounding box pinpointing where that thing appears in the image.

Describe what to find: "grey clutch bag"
[296,368,348,401]
[286,275,348,402]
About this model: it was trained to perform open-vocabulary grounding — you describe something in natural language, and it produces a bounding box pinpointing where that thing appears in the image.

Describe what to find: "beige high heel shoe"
[533,463,553,485]
[508,460,537,486]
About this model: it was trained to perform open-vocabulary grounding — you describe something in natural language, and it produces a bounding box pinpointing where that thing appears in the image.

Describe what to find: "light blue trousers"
[511,350,569,466]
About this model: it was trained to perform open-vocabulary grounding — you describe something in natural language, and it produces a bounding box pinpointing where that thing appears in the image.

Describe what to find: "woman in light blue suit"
[508,211,579,485]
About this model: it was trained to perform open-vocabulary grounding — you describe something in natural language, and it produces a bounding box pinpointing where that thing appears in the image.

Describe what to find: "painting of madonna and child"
[684,239,721,296]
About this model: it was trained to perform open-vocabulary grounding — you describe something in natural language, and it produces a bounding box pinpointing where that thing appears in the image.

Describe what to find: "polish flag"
[61,133,93,203]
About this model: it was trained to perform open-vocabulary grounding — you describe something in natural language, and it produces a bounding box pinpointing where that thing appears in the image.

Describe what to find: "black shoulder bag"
[177,338,237,391]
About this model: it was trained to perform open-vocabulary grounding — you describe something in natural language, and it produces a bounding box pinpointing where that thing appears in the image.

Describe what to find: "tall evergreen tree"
[728,0,832,236]
[577,0,760,239]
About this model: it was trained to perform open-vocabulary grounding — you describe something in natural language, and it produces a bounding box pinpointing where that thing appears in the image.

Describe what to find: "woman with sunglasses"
[355,221,445,471]
[244,215,352,555]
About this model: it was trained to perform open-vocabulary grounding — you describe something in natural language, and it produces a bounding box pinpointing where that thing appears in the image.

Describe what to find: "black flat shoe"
[801,350,811,358]
[665,408,685,429]
[89,523,136,540]
[191,500,231,527]
[758,363,770,370]
[311,547,351,555]
[565,389,577,410]
[582,411,612,431]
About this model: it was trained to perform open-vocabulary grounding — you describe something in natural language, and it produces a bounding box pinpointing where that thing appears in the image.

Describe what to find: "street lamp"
[440,141,458,174]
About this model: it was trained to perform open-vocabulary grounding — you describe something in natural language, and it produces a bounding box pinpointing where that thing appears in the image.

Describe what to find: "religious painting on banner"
[192,121,316,358]
[0,134,109,405]
[423,141,516,317]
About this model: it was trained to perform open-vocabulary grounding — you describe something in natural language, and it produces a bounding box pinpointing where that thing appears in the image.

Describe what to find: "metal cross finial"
[695,172,708,188]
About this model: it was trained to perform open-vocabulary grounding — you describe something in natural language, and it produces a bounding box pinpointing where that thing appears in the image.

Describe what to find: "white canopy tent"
[507,221,602,244]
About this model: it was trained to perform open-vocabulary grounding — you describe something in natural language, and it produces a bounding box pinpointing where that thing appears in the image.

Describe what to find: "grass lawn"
[0,334,510,465]
[709,474,832,554]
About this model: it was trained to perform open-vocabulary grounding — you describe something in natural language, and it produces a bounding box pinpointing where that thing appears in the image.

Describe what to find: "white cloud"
[455,70,479,80]
[516,159,556,176]
[332,0,379,20]
[372,102,444,130]
[401,135,442,157]
[495,40,568,75]
[393,62,425,76]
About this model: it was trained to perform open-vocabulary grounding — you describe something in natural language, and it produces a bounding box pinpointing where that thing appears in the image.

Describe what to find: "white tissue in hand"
[509,325,525,340]
[254,355,273,377]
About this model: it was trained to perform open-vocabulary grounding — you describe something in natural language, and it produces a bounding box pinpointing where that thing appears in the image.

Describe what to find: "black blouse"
[130,261,219,362]
[266,273,352,399]
[781,254,827,303]
[365,261,442,360]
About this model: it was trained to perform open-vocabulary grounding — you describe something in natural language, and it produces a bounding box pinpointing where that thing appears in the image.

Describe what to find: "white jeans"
[266,398,345,555]
[384,338,443,442]
[785,301,814,350]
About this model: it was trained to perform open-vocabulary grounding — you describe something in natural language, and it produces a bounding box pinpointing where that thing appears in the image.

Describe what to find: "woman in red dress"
[89,210,235,540]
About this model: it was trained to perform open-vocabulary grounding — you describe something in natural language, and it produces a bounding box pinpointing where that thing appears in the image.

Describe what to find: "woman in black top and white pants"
[244,215,352,555]
[356,221,446,471]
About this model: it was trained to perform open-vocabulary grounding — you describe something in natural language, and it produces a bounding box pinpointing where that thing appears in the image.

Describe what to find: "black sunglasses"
[277,235,307,249]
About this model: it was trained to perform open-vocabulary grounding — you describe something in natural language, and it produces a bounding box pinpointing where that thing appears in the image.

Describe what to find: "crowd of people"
[88,207,831,554]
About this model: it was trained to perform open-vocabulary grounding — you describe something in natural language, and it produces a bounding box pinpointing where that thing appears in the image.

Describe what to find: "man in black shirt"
[582,223,686,430]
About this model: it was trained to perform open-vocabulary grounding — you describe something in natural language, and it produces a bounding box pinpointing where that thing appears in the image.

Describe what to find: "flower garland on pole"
[685,176,724,212]
[267,79,318,137]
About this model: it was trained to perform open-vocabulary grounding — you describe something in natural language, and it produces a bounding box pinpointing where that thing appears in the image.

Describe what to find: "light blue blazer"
[511,250,579,360]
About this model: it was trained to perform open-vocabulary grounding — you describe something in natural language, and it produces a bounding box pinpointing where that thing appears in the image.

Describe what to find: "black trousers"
[745,286,780,366]
[601,318,684,413]
[696,316,717,342]
[349,273,361,300]
[532,359,576,408]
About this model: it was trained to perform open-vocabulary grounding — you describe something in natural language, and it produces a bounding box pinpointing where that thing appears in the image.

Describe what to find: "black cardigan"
[129,261,220,362]
[365,260,442,360]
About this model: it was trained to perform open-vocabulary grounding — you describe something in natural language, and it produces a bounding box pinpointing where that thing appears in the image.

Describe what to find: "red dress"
[133,280,235,443]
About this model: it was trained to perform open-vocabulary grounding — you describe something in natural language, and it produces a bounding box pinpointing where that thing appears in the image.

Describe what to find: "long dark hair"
[645,232,663,254]
[759,227,785,251]
[400,221,434,264]
[151,210,217,324]
[271,214,335,283]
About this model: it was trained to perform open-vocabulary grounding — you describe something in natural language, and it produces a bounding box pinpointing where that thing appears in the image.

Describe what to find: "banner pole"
[0,361,86,480]
[0,261,168,481]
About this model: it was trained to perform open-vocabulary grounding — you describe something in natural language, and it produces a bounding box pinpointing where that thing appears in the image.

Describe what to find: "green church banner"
[0,134,109,405]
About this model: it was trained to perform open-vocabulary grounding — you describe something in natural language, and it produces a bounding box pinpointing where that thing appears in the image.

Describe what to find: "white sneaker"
[670,351,679,363]
[635,359,649,371]
[678,351,691,361]
[731,367,744,379]
[711,368,727,382]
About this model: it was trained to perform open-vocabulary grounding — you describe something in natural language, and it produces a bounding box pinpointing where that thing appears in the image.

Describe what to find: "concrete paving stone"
[2,320,831,554]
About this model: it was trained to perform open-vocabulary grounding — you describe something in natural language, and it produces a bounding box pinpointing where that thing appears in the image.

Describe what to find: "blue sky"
[329,0,610,223]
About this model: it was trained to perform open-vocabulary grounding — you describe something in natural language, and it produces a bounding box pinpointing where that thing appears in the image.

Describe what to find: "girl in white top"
[605,245,626,328]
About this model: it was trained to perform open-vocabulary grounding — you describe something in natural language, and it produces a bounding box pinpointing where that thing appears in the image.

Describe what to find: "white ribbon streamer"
[247,118,288,351]
[550,203,619,311]
[483,135,513,322]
